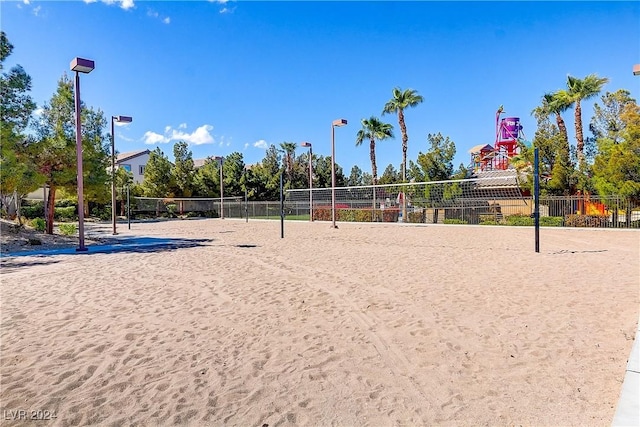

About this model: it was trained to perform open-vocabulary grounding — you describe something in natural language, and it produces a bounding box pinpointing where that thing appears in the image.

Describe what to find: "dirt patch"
[1,219,86,254]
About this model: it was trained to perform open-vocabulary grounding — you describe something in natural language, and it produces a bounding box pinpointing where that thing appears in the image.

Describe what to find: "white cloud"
[32,5,41,15]
[84,0,134,10]
[117,133,135,142]
[243,143,249,150]
[143,131,169,145]
[23,0,31,4]
[254,140,268,149]
[171,125,214,146]
[33,107,44,118]
[120,0,134,10]
[143,124,215,146]
[163,17,170,24]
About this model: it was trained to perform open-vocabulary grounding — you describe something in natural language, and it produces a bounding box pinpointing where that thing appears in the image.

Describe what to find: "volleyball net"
[285,173,529,224]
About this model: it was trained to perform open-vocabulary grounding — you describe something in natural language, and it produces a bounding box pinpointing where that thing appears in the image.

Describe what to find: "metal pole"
[127,183,131,230]
[280,172,284,238]
[309,146,313,222]
[331,124,337,228]
[402,160,407,223]
[111,117,117,235]
[534,147,540,253]
[219,158,224,219]
[74,70,87,251]
[244,169,249,223]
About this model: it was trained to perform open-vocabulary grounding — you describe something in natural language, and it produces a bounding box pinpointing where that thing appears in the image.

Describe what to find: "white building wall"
[117,152,150,183]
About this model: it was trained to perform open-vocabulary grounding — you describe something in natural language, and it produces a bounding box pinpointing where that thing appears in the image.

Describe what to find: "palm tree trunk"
[398,109,408,182]
[574,100,584,165]
[398,109,408,223]
[370,137,378,185]
[555,113,571,162]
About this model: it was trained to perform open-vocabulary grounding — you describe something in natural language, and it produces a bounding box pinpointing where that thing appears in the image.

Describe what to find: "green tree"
[193,157,219,197]
[251,145,282,200]
[141,147,174,197]
[31,75,110,233]
[378,164,400,185]
[81,108,111,206]
[592,102,640,201]
[589,89,636,145]
[115,167,133,215]
[279,142,297,187]
[0,31,40,217]
[382,87,423,183]
[221,152,246,197]
[416,132,456,181]
[355,116,394,185]
[532,92,575,194]
[347,165,364,186]
[172,141,195,197]
[566,73,609,166]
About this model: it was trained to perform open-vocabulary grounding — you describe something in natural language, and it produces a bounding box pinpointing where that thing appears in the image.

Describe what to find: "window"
[139,165,145,175]
[121,164,131,172]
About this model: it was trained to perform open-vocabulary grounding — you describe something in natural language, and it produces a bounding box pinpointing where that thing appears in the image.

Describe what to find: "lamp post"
[243,165,249,223]
[633,64,640,76]
[111,115,132,235]
[331,118,347,229]
[300,142,313,221]
[70,57,94,252]
[214,156,224,219]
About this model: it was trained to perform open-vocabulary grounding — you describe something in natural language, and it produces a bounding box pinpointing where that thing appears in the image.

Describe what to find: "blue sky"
[2,1,639,174]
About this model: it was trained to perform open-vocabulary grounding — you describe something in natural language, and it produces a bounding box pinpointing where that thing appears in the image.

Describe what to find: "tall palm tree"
[279,141,297,184]
[382,87,424,182]
[532,91,572,151]
[355,116,394,185]
[566,74,609,165]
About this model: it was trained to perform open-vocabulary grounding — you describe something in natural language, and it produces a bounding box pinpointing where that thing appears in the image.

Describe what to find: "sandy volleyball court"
[0,220,638,426]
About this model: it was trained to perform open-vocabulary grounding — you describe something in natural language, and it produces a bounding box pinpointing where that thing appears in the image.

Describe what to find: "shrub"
[21,201,45,219]
[54,206,77,221]
[505,215,533,226]
[564,214,608,228]
[55,199,76,208]
[407,210,424,224]
[478,214,499,225]
[58,223,77,236]
[30,217,46,232]
[443,218,468,224]
[540,216,564,227]
[91,205,111,221]
[165,203,178,218]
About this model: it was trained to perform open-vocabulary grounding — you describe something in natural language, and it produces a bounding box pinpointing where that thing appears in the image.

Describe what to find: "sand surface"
[1,219,638,426]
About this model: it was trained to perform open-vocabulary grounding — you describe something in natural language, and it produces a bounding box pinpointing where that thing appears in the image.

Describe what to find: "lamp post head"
[70,57,95,74]
[300,142,312,148]
[634,64,640,76]
[332,118,347,127]
[114,115,133,123]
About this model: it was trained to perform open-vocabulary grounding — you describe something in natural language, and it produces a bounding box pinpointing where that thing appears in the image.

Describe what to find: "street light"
[331,118,347,229]
[111,115,132,235]
[214,156,224,219]
[70,57,94,252]
[300,141,313,222]
[633,64,640,76]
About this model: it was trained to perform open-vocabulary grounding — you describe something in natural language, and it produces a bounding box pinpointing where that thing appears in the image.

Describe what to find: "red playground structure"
[470,106,524,171]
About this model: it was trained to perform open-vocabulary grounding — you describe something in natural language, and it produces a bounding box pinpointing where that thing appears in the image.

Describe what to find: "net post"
[280,172,284,239]
[534,147,540,253]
